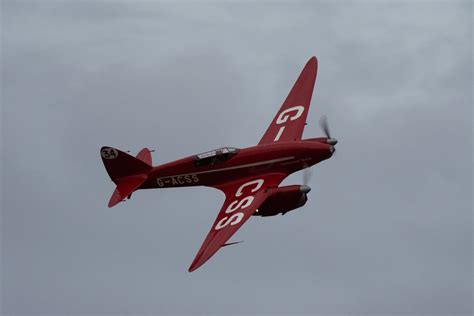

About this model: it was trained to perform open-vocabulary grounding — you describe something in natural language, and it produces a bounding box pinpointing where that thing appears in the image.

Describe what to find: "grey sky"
[2,1,472,315]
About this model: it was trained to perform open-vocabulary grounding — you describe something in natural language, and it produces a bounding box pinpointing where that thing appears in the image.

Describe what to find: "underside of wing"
[188,173,287,272]
[258,56,318,145]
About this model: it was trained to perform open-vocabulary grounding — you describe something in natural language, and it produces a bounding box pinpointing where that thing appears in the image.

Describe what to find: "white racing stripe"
[161,156,295,179]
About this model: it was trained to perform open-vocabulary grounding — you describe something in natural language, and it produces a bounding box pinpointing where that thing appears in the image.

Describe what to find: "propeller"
[319,115,338,146]
[301,115,337,186]
[303,166,312,186]
[319,115,331,139]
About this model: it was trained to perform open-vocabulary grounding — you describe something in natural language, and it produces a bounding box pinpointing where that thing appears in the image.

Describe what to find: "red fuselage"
[139,139,333,190]
[99,56,340,271]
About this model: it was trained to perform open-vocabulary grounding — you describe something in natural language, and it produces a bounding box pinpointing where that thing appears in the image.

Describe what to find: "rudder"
[100,146,153,207]
[100,146,152,182]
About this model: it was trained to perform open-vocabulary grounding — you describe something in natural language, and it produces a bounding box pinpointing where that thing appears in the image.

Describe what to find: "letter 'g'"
[276,106,305,124]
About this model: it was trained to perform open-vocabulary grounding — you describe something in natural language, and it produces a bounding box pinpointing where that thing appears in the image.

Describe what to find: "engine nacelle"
[254,185,310,217]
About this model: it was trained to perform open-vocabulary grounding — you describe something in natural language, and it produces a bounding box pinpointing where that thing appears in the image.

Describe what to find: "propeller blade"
[319,115,331,139]
[303,167,312,186]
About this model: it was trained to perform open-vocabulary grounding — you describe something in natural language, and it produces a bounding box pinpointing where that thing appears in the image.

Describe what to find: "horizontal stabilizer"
[108,174,148,207]
[136,148,152,166]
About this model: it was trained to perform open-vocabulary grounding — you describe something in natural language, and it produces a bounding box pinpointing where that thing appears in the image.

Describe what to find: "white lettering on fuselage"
[157,174,199,187]
[280,157,312,167]
[155,157,294,187]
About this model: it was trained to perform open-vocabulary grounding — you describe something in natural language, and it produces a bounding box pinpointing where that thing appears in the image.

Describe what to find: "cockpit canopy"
[194,147,239,167]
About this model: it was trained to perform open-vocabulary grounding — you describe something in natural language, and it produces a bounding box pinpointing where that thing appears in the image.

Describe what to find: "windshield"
[194,147,239,167]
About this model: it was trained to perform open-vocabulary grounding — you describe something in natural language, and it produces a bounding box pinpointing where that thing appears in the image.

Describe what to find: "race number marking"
[273,105,305,141]
[214,179,264,230]
[101,147,119,159]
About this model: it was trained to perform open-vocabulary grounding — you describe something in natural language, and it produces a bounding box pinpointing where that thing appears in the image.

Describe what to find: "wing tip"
[307,56,318,70]
[188,260,201,272]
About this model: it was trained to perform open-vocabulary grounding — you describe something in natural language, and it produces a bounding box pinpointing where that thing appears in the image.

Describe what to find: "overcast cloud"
[1,1,472,315]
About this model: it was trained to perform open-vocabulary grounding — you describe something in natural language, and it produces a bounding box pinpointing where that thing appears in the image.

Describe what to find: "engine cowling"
[254,185,310,217]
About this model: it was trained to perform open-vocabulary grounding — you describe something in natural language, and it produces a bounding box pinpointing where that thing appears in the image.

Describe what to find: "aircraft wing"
[188,173,287,272]
[258,56,318,145]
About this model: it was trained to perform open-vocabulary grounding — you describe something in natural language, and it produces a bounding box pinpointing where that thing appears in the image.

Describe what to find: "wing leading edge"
[188,173,287,272]
[258,56,318,145]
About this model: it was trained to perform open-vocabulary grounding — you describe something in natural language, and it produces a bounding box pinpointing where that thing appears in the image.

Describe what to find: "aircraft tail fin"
[100,146,152,181]
[100,146,153,207]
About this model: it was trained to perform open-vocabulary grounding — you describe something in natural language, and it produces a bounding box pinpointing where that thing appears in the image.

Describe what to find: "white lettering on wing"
[273,106,305,142]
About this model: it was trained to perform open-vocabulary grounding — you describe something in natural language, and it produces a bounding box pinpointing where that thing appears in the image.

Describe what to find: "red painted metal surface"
[100,56,337,272]
[256,185,308,217]
[259,56,317,144]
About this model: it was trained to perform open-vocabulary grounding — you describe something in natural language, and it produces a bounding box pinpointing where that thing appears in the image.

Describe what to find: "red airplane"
[100,56,337,272]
